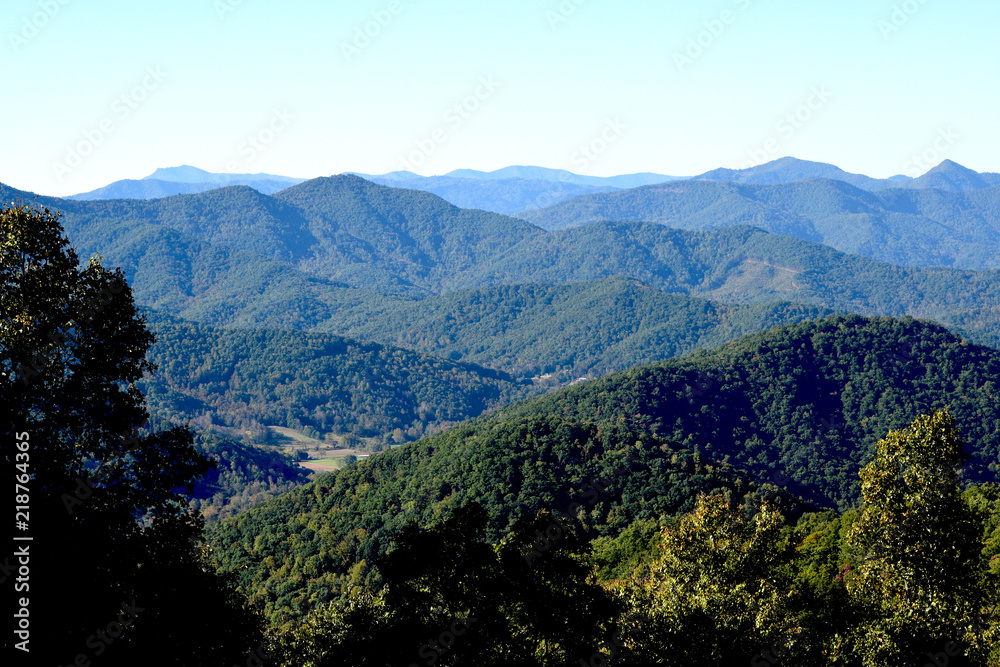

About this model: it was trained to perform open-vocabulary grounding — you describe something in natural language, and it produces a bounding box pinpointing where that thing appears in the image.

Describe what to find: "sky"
[1,0,998,196]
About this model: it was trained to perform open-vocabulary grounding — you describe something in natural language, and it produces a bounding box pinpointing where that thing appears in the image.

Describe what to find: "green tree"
[843,411,990,666]
[616,493,808,665]
[275,502,619,666]
[1,206,261,664]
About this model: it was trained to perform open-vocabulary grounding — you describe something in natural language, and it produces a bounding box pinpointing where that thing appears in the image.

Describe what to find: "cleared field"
[299,460,339,472]
[268,426,325,446]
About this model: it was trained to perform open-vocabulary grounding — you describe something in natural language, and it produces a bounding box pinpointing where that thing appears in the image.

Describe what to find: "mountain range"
[6,161,1000,466]
[66,158,1000,217]
[520,170,1000,269]
[68,165,306,200]
[6,175,1000,354]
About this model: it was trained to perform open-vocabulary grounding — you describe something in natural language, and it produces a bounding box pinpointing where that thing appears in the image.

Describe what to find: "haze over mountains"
[69,165,306,200]
[59,159,1000,271]
[520,168,1000,269]
[67,157,1000,218]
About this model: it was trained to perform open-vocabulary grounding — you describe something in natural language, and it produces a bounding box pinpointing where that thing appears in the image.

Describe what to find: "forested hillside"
[141,313,527,445]
[3,176,542,295]
[306,278,833,378]
[6,179,1000,354]
[520,177,1000,268]
[210,414,793,625]
[497,315,1000,507]
[41,186,1000,354]
[209,314,1000,627]
[141,280,831,407]
[462,222,1000,347]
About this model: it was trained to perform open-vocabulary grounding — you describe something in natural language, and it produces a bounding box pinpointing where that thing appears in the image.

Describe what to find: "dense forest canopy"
[520,177,1000,269]
[207,314,1000,632]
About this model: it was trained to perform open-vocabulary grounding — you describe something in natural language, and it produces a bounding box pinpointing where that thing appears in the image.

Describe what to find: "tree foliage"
[843,411,992,665]
[0,206,262,664]
[615,494,809,665]
[273,503,619,667]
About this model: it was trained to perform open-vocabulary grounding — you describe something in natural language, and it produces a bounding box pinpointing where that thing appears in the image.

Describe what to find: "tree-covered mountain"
[269,175,540,292]
[495,315,1000,508]
[208,315,1000,626]
[694,156,906,191]
[140,313,528,446]
[68,177,302,200]
[358,174,618,216]
[7,178,1000,364]
[908,159,1000,191]
[69,165,306,200]
[312,277,834,378]
[459,223,1000,346]
[7,176,542,295]
[209,414,791,626]
[520,178,1000,269]
[692,156,1000,192]
[147,165,304,186]
[69,178,233,200]
[67,164,674,215]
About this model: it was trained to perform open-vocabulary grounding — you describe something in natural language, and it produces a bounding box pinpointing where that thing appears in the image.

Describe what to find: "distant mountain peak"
[145,165,215,182]
[439,166,680,189]
[694,157,894,191]
[909,159,1000,191]
[925,159,976,175]
[144,165,304,185]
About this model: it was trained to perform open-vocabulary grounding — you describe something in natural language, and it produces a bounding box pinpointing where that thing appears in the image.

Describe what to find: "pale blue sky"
[2,0,997,196]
